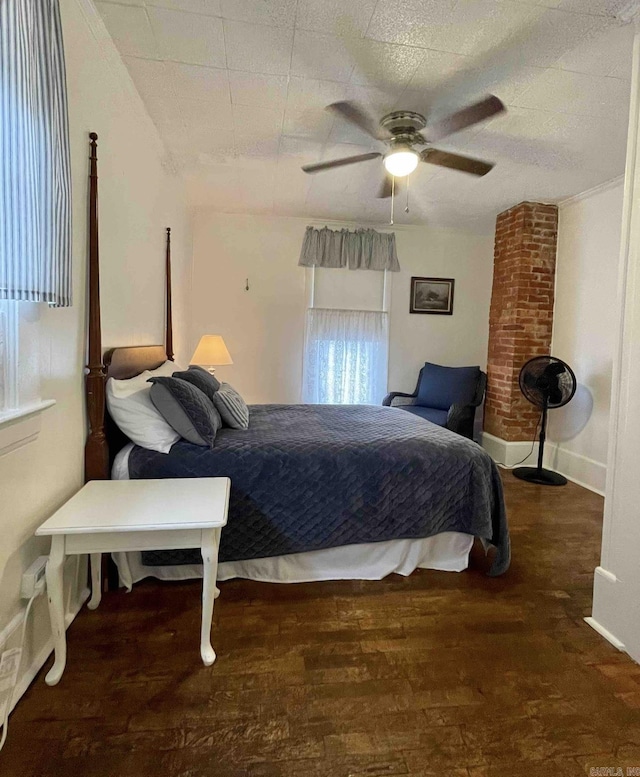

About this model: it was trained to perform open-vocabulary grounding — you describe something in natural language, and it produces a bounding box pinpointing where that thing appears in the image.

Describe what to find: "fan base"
[512,466,567,486]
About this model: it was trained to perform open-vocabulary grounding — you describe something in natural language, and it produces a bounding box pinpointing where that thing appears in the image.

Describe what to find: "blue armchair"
[383,362,487,440]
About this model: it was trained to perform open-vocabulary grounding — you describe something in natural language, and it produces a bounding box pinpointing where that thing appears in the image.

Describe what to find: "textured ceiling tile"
[285,77,349,111]
[365,0,459,48]
[295,0,378,36]
[402,6,605,112]
[541,112,628,173]
[229,71,289,110]
[98,0,633,226]
[478,104,555,140]
[405,49,470,93]
[345,84,399,116]
[224,20,294,74]
[167,62,231,104]
[522,164,616,202]
[349,40,427,91]
[235,134,282,158]
[509,0,563,8]
[152,98,234,131]
[283,108,335,141]
[291,31,357,81]
[511,7,608,68]
[514,68,630,116]
[434,0,538,58]
[233,104,284,137]
[95,2,158,58]
[219,0,297,28]
[278,136,324,160]
[169,125,236,158]
[555,21,634,78]
[148,7,226,67]
[283,77,349,139]
[146,0,222,14]
[556,0,630,15]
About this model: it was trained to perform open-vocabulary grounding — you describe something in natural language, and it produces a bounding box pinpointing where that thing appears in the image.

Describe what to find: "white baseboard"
[544,443,606,496]
[584,616,625,651]
[5,586,89,717]
[480,432,539,467]
[481,432,606,495]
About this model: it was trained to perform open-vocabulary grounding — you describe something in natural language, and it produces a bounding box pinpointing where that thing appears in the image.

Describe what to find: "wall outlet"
[20,556,47,599]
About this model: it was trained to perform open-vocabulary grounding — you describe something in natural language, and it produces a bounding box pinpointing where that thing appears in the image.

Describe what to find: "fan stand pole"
[513,399,568,486]
[537,400,547,472]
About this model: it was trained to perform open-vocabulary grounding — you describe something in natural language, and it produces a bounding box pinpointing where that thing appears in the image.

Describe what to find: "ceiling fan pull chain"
[405,175,410,214]
[390,175,395,225]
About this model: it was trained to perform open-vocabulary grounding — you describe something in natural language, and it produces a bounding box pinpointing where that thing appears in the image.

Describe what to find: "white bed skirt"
[111,444,474,589]
[113,533,473,590]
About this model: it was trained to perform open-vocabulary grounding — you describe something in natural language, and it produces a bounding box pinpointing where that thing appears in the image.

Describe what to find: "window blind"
[0,0,72,307]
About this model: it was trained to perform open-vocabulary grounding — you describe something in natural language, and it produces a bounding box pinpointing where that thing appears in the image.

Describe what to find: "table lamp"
[191,335,233,374]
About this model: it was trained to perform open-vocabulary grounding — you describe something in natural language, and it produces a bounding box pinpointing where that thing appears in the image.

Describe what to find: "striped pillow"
[213,383,249,430]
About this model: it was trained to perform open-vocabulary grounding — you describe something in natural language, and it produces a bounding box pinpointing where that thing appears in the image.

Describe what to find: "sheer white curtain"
[302,308,389,405]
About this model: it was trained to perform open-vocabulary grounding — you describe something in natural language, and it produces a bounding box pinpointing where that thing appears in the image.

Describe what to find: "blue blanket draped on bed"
[127,404,510,576]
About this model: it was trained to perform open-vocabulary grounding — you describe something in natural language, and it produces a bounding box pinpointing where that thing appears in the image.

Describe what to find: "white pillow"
[106,361,181,453]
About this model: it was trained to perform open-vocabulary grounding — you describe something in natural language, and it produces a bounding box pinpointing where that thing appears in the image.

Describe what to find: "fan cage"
[518,356,577,409]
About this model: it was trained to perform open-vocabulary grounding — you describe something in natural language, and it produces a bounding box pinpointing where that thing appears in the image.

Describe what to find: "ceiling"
[95,0,635,229]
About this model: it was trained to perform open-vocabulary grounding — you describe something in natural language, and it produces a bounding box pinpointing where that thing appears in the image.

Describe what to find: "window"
[0,301,53,455]
[0,0,72,308]
[0,301,17,414]
[0,0,70,451]
[302,308,389,405]
[302,267,390,405]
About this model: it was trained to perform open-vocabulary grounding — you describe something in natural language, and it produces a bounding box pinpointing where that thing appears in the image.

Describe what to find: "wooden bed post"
[165,227,174,362]
[84,132,109,483]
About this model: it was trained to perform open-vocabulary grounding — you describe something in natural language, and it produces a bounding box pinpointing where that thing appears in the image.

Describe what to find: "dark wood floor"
[3,476,640,777]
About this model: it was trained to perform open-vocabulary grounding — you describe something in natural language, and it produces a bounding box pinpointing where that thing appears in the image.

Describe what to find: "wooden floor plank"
[2,476,639,776]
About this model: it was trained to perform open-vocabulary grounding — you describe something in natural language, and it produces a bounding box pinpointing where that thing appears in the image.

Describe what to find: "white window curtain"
[302,308,389,405]
[0,0,72,307]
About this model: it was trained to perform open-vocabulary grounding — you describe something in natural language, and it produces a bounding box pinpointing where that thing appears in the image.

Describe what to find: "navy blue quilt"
[128,404,510,576]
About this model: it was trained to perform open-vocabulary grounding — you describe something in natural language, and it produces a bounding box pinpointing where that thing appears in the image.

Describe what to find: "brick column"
[484,201,558,442]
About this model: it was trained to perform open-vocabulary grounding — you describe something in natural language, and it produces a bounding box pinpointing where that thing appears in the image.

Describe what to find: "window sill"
[0,400,56,457]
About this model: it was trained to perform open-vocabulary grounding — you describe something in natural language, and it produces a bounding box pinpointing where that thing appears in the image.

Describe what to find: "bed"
[83,133,509,589]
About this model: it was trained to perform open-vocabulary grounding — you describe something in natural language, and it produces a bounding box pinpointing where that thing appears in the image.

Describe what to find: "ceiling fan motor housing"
[380,110,427,134]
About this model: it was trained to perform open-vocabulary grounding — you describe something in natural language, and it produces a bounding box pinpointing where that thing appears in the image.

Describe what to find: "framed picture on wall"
[410,277,455,315]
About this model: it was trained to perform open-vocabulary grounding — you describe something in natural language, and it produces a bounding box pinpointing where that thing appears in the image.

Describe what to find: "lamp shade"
[191,335,233,367]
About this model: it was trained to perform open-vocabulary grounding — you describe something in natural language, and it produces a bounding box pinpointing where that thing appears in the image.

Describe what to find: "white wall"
[0,0,191,713]
[590,32,640,663]
[547,179,624,494]
[190,213,494,404]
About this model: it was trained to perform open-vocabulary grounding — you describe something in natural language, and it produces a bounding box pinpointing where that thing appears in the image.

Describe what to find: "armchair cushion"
[401,406,449,426]
[416,363,481,411]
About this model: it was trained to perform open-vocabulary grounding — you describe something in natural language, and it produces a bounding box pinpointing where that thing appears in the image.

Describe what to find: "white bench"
[36,477,230,685]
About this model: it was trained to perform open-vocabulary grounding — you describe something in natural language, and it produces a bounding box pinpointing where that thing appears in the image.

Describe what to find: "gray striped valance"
[298,227,400,272]
[0,0,72,307]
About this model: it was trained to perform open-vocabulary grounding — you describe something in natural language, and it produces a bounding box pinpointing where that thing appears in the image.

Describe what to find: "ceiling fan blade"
[302,152,382,174]
[327,101,387,141]
[425,95,505,142]
[378,174,393,199]
[421,149,494,177]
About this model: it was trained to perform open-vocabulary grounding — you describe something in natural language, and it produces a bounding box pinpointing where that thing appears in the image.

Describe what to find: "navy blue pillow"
[416,363,480,411]
[147,376,221,447]
[172,365,221,403]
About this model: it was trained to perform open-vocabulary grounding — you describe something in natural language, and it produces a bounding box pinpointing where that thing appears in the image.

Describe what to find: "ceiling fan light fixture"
[384,149,419,177]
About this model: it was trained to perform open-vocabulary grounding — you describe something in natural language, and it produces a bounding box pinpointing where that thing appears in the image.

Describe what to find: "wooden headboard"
[84,133,175,481]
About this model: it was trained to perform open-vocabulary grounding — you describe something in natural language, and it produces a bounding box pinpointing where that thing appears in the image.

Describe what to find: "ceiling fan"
[301,95,505,197]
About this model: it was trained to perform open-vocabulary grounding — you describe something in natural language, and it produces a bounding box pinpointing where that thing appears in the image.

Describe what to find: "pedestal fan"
[513,356,577,486]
